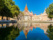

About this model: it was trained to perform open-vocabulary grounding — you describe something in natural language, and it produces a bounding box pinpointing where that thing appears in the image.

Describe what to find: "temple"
[18,4,51,21]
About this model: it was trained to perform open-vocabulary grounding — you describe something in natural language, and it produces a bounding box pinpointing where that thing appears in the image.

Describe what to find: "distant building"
[32,8,50,21]
[18,4,51,21]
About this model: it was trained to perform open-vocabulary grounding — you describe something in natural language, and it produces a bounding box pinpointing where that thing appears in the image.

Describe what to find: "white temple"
[18,4,50,21]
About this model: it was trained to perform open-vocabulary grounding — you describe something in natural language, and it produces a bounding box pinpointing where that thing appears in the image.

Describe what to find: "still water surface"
[0,23,52,40]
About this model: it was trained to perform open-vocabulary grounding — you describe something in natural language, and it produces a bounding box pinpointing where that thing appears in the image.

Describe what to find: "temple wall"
[18,14,52,21]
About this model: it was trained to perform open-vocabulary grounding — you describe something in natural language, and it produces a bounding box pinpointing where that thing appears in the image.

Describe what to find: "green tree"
[0,0,20,17]
[0,0,4,11]
[47,24,53,40]
[17,11,24,20]
[4,0,20,17]
[10,5,20,17]
[0,26,19,40]
[20,11,24,16]
[0,5,13,17]
[46,3,53,20]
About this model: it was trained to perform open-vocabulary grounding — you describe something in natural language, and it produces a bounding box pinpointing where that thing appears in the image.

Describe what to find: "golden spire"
[25,4,28,11]
[35,14,36,15]
[24,29,28,39]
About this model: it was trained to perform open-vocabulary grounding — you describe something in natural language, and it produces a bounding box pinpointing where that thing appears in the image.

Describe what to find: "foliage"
[0,0,4,10]
[20,11,24,16]
[17,11,24,20]
[0,26,19,40]
[0,5,13,17]
[0,0,20,17]
[46,3,53,19]
[47,24,53,40]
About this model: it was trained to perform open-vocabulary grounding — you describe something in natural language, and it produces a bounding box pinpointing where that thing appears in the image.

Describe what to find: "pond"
[0,23,53,40]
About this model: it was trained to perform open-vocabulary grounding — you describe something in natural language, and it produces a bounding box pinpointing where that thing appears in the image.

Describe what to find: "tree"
[17,11,24,20]
[0,0,20,17]
[0,26,19,40]
[0,0,13,17]
[47,24,53,40]
[0,5,13,17]
[20,11,24,16]
[10,5,20,17]
[4,0,20,17]
[0,0,4,11]
[46,3,53,20]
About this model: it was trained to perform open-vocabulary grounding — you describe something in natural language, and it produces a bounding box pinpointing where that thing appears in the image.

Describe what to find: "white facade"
[18,4,51,21]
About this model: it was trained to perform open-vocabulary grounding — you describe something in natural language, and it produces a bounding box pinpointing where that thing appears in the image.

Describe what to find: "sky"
[13,0,53,15]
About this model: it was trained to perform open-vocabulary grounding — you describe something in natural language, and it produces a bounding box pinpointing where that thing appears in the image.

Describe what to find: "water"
[16,28,49,40]
[0,23,52,40]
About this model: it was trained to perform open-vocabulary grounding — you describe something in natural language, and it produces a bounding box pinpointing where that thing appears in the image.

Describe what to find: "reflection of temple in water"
[18,22,53,33]
[18,22,53,38]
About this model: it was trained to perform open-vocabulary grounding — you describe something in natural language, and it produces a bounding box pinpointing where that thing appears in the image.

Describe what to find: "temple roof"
[25,4,28,11]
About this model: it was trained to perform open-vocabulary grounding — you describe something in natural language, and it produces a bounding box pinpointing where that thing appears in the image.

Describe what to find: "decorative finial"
[41,13,42,14]
[40,13,42,15]
[25,3,28,11]
[44,8,46,12]
[45,8,46,10]
[31,11,32,13]
[35,14,36,15]
[26,3,27,6]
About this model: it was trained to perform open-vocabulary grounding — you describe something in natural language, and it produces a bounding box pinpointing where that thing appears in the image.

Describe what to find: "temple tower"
[25,4,28,12]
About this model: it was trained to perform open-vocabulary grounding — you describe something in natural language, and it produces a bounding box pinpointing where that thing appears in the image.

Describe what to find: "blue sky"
[13,0,53,15]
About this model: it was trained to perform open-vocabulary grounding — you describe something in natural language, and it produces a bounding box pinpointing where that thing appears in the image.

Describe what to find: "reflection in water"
[0,23,53,40]
[18,23,53,33]
[16,22,53,40]
[0,23,19,40]
[47,24,53,40]
[16,28,49,40]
